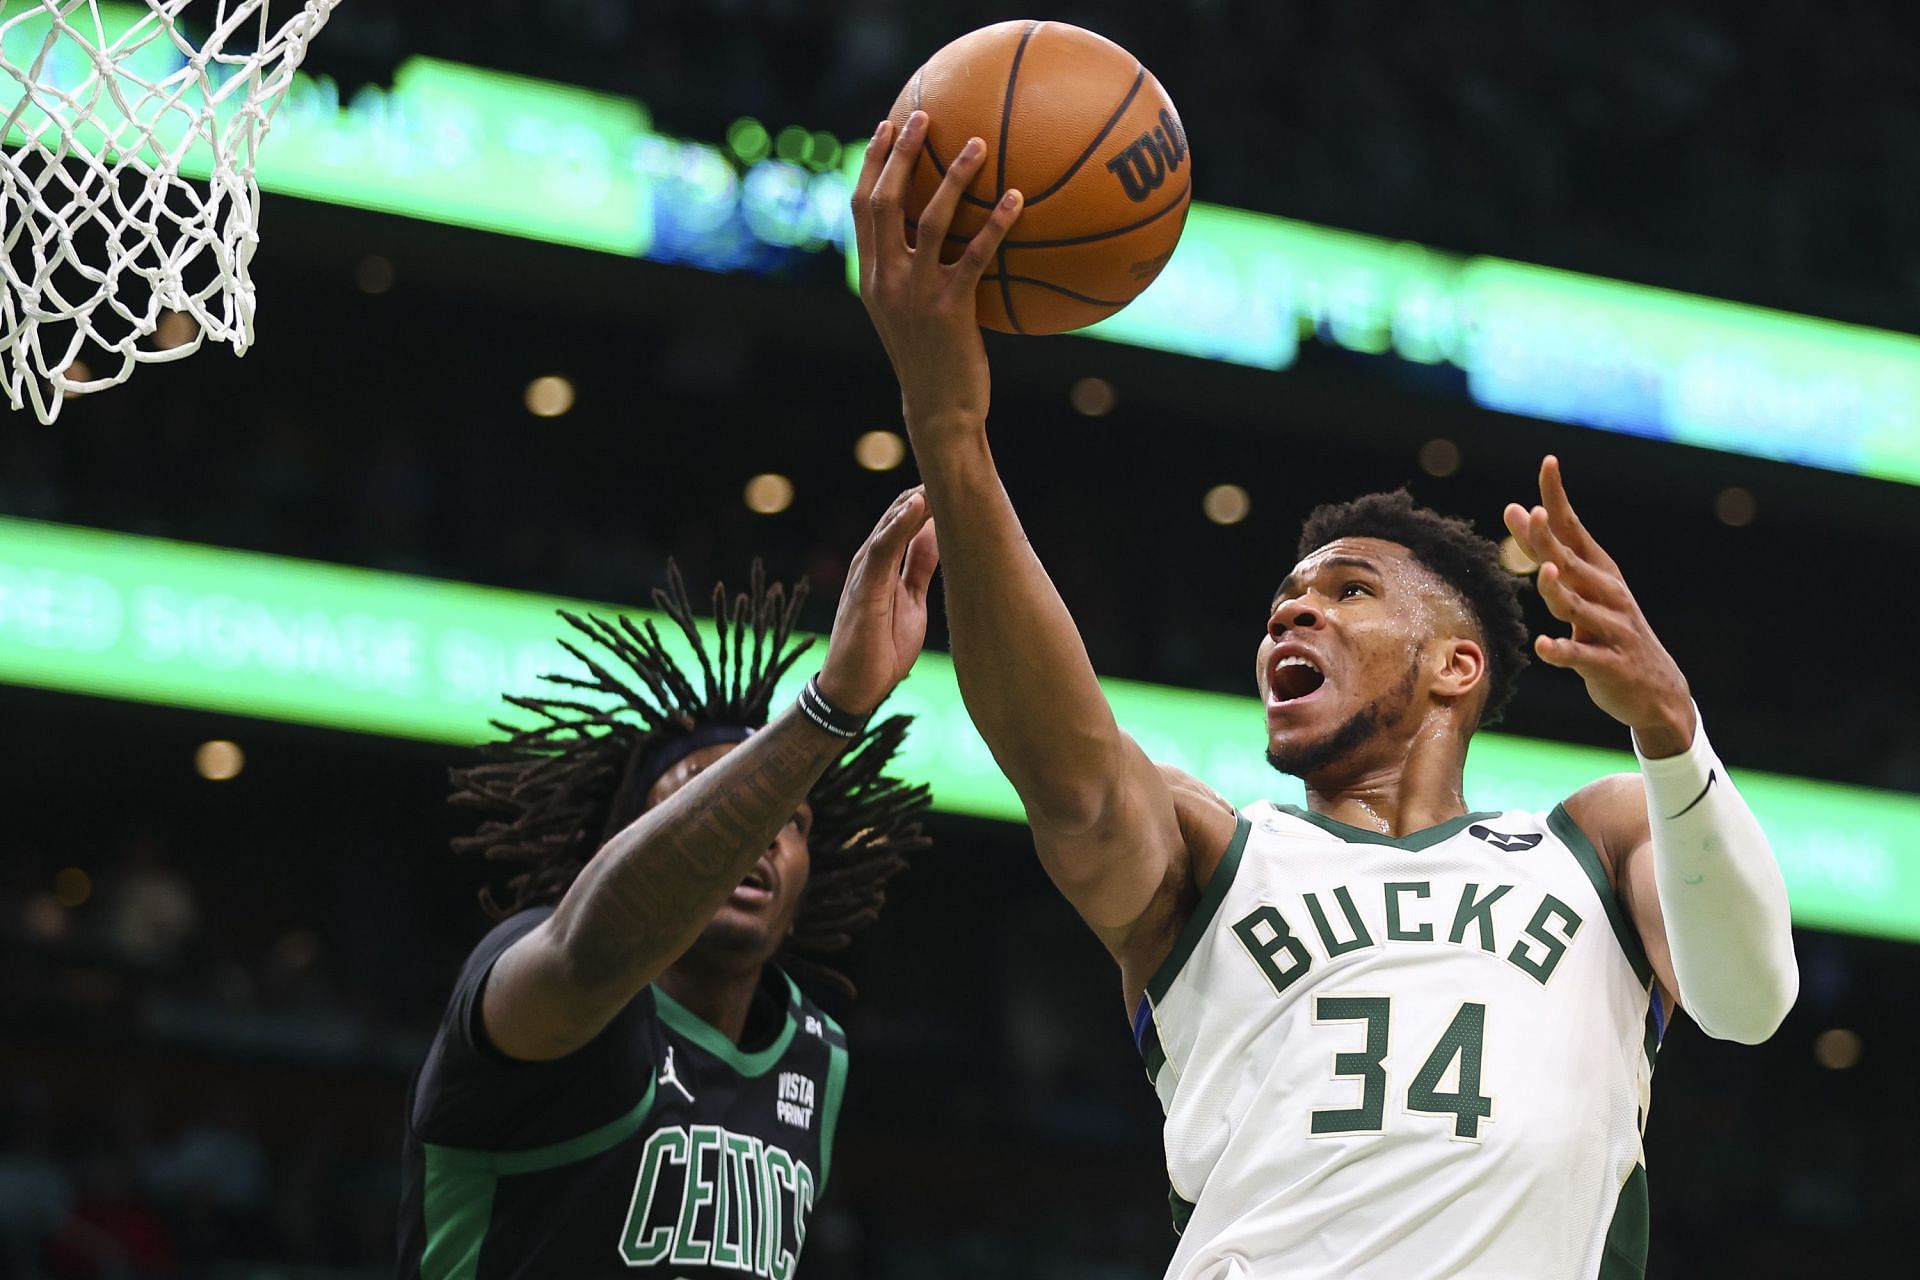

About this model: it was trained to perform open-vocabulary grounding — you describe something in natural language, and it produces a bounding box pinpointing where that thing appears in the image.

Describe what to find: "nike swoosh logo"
[1665,769,1717,821]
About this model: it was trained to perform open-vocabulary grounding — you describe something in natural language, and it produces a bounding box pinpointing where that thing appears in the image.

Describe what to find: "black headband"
[597,722,756,846]
[633,723,756,804]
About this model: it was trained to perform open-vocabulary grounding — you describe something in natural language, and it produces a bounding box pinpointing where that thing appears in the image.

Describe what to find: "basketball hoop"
[0,1,342,423]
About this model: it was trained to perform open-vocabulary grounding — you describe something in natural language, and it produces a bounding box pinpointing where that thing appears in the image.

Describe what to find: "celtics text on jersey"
[397,908,849,1279]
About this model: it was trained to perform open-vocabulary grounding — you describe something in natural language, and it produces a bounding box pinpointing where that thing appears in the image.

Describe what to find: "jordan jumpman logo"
[658,1045,695,1104]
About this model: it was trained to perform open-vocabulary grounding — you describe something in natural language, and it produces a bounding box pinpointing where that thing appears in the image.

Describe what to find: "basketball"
[886,21,1192,335]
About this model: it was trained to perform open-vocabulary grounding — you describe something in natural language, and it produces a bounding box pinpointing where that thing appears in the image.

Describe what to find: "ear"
[1431,636,1487,704]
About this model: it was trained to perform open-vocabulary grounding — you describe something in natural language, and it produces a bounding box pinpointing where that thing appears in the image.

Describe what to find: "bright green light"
[0,7,655,257]
[259,59,654,255]
[2,515,1917,943]
[14,5,1908,487]
[727,117,771,165]
[774,125,809,165]
[808,130,841,170]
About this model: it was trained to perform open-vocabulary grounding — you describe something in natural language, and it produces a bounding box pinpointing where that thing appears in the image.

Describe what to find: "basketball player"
[849,112,1798,1278]
[396,490,939,1278]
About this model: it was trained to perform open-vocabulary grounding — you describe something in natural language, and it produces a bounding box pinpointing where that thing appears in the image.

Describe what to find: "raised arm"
[1511,456,1797,1044]
[483,489,940,1060]
[850,112,1225,959]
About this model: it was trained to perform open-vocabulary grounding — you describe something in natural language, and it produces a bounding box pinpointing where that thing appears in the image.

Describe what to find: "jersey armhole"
[1548,803,1655,989]
[1143,813,1252,1006]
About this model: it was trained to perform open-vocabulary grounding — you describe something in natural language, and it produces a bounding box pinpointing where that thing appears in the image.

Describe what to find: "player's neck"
[657,953,769,1047]
[1302,720,1471,837]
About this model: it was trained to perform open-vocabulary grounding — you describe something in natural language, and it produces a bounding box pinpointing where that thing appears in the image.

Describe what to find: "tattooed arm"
[481,488,941,1061]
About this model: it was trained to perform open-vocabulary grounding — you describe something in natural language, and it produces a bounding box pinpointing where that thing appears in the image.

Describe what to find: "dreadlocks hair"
[1296,489,1532,728]
[448,561,930,997]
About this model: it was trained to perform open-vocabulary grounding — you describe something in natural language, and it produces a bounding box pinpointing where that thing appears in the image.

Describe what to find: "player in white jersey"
[848,111,1799,1279]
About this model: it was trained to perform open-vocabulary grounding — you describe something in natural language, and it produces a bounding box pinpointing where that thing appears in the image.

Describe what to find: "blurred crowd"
[0,835,410,1278]
[316,0,1920,321]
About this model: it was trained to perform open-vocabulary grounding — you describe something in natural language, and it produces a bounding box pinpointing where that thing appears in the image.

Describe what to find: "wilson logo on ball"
[1104,109,1189,203]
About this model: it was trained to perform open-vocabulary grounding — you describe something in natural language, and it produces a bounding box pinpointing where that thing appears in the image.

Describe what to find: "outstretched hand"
[850,111,1024,437]
[816,487,941,716]
[1504,456,1696,757]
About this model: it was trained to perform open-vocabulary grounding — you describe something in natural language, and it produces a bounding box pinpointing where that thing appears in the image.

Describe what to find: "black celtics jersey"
[396,908,849,1279]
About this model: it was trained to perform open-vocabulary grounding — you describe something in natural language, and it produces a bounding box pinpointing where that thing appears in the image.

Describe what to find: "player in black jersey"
[397,489,941,1279]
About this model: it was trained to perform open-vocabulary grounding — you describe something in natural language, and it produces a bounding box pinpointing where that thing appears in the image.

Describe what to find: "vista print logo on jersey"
[776,1072,815,1129]
[619,1124,813,1276]
[1468,825,1544,852]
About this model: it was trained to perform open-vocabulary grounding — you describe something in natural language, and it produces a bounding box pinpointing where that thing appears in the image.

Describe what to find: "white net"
[0,0,341,423]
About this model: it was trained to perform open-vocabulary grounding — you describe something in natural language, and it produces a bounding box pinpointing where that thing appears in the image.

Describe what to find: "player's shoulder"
[776,969,849,1052]
[1558,771,1651,869]
[475,904,555,951]
[1154,763,1241,887]
[1562,771,1647,815]
[1155,762,1236,818]
[452,904,555,997]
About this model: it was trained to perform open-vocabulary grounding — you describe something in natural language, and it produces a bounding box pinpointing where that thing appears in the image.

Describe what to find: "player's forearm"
[912,424,1128,830]
[1637,711,1797,1044]
[546,705,844,998]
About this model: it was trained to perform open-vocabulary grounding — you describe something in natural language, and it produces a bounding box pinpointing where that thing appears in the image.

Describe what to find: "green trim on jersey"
[424,1077,660,1175]
[1547,804,1654,988]
[1599,1163,1650,1278]
[1169,1186,1196,1236]
[820,1035,849,1191]
[420,1159,493,1280]
[1147,815,1252,1004]
[654,984,798,1077]
[1274,805,1505,851]
[1141,1018,1168,1085]
[419,1076,660,1278]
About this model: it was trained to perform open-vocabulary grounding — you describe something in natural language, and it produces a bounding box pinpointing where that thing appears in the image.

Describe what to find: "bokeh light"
[744,473,795,514]
[726,117,770,164]
[1814,1028,1863,1070]
[855,430,907,471]
[355,255,396,295]
[153,310,199,351]
[1203,483,1251,525]
[1070,377,1117,417]
[196,739,245,781]
[525,375,576,418]
[1499,535,1540,575]
[1715,487,1757,527]
[1419,438,1462,477]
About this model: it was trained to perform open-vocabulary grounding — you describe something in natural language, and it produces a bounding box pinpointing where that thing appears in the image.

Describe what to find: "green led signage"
[6,5,1918,483]
[2,515,1917,944]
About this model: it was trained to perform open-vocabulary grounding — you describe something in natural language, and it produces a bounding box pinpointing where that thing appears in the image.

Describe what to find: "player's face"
[1255,537,1453,780]
[645,742,814,964]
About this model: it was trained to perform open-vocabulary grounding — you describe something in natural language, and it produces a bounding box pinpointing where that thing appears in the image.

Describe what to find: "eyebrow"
[1272,555,1383,609]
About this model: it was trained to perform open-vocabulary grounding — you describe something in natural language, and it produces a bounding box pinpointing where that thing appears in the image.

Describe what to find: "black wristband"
[797,674,869,739]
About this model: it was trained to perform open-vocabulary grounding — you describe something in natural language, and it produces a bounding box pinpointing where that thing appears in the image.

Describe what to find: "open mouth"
[1269,654,1327,704]
[732,863,775,904]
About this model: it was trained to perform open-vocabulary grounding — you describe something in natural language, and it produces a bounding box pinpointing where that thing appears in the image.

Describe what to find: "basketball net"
[0,1,341,423]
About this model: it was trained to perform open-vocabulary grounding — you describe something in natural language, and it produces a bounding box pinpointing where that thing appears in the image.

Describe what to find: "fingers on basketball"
[888,21,1192,335]
[850,120,895,277]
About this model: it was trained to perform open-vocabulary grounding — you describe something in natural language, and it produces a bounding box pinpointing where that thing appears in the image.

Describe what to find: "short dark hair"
[1295,490,1530,727]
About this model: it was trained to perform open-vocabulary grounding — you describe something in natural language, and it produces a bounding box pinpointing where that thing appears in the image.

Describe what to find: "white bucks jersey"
[1134,801,1665,1280]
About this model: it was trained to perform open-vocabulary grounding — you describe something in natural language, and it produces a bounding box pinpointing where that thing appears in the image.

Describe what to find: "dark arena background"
[4,2,1919,1277]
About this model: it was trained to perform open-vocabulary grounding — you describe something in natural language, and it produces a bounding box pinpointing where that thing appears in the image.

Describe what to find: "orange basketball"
[887,21,1192,335]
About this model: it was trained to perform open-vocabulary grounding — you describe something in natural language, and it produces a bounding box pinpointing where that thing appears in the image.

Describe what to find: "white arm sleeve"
[1636,708,1798,1044]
